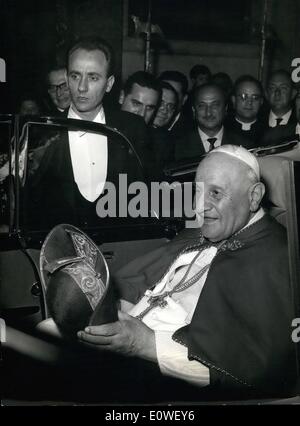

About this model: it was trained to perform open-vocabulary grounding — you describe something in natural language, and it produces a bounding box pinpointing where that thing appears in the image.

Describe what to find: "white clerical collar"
[198,126,224,152]
[269,109,292,127]
[235,117,257,131]
[296,123,300,136]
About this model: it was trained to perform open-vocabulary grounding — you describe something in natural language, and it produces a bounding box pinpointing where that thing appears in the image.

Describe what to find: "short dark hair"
[193,83,226,106]
[189,64,211,80]
[159,70,189,95]
[67,36,115,77]
[123,71,162,97]
[160,81,179,105]
[233,75,263,95]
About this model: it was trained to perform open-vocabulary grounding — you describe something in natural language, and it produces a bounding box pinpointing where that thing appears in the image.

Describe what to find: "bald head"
[194,145,265,242]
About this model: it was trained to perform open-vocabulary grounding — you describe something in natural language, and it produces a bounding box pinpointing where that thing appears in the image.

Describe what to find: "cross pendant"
[149,295,168,309]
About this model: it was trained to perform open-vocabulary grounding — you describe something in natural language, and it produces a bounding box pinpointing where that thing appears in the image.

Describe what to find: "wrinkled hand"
[77,311,157,362]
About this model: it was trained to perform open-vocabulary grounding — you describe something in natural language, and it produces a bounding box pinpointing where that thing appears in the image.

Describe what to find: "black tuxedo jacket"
[28,108,147,229]
[174,126,255,161]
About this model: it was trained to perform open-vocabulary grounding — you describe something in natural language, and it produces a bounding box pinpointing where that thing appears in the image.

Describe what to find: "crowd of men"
[15,37,300,181]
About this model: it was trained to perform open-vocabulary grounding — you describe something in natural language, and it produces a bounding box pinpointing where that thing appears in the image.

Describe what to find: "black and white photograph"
[1,0,300,408]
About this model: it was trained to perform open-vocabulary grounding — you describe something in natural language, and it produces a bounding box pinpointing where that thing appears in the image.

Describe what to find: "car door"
[0,115,183,330]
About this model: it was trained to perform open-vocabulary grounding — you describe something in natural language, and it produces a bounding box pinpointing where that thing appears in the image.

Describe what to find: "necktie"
[207,137,217,151]
[276,118,283,126]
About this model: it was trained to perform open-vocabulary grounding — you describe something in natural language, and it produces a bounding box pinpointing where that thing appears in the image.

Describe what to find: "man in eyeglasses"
[225,75,265,146]
[151,81,179,173]
[46,63,71,114]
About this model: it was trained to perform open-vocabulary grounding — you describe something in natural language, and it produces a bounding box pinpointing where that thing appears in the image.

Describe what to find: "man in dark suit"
[151,82,179,174]
[28,37,147,229]
[45,62,71,116]
[261,69,297,130]
[225,75,265,147]
[175,83,254,161]
[119,71,161,125]
[159,70,192,140]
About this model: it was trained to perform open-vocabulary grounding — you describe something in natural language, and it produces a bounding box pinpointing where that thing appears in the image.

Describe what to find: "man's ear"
[106,75,115,93]
[119,89,125,105]
[249,182,265,212]
[231,95,236,108]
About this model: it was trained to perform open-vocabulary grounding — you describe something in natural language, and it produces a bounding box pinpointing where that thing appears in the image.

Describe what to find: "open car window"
[13,116,154,241]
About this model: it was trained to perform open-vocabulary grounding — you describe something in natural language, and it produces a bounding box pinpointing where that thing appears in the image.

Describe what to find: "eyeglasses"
[237,93,262,102]
[159,100,176,112]
[48,82,69,94]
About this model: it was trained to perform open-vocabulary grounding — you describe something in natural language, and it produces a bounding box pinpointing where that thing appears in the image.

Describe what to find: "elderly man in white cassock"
[78,144,296,398]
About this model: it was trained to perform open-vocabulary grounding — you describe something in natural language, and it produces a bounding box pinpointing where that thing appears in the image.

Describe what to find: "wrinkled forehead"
[268,72,292,87]
[236,81,262,94]
[195,86,225,103]
[68,48,109,71]
[162,87,177,103]
[128,83,159,102]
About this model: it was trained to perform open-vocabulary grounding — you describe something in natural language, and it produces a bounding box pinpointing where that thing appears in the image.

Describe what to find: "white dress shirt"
[295,123,300,137]
[198,126,224,152]
[68,106,108,202]
[269,109,292,127]
[129,247,216,387]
